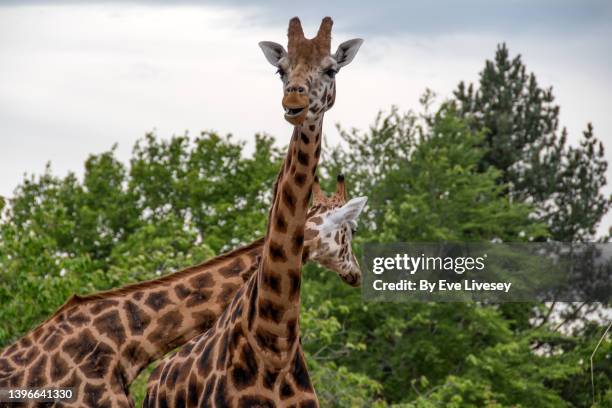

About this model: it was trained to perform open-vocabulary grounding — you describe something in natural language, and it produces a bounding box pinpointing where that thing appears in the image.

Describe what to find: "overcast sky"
[1,1,611,236]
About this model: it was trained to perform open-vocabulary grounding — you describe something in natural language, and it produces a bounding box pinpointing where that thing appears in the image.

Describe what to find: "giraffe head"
[259,17,363,125]
[305,175,367,287]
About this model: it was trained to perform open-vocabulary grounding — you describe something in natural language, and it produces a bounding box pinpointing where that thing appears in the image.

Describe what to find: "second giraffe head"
[305,175,367,287]
[259,17,363,125]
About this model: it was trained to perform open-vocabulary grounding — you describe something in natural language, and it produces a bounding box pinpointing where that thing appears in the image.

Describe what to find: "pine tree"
[453,43,610,241]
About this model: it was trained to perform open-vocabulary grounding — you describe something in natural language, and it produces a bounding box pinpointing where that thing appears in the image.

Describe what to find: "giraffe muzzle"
[282,93,309,125]
[343,272,362,287]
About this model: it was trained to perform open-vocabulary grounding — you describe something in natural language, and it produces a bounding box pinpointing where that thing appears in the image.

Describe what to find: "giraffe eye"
[324,68,337,78]
[276,68,286,77]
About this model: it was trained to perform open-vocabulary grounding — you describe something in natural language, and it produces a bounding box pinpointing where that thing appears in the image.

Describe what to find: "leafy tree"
[313,104,584,406]
[452,45,611,399]
[452,43,610,242]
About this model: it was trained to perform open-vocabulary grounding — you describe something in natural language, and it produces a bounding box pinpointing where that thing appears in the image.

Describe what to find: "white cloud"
[0,4,610,235]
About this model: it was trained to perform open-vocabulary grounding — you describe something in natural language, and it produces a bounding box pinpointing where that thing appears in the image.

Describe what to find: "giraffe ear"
[329,196,368,225]
[259,41,287,67]
[334,39,363,68]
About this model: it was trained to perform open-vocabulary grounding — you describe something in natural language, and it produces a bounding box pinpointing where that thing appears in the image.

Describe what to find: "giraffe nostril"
[286,85,307,94]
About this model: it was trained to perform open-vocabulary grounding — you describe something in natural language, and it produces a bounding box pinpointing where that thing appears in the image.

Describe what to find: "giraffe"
[0,177,365,408]
[143,16,363,407]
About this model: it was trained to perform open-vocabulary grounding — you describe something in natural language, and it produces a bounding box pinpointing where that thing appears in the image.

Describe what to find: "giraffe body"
[144,16,364,408]
[0,240,263,408]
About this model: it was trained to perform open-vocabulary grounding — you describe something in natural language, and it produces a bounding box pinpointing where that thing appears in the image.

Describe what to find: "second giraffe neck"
[74,239,264,384]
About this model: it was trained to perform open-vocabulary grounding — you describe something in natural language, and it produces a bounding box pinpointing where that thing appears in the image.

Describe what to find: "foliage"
[452,43,610,242]
[1,45,610,407]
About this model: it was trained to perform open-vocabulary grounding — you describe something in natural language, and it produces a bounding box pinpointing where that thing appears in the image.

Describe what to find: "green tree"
[312,103,609,406]
[452,43,610,242]
[452,46,611,405]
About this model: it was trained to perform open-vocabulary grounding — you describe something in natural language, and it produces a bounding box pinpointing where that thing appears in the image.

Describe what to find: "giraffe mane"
[42,237,266,321]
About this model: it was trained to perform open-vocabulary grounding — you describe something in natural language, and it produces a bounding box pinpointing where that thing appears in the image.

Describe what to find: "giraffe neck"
[245,114,323,362]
